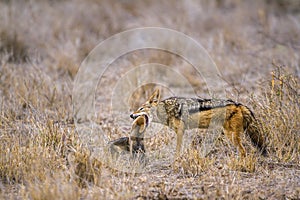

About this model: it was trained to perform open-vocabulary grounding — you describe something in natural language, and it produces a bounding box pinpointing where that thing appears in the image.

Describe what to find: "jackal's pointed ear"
[148,89,160,105]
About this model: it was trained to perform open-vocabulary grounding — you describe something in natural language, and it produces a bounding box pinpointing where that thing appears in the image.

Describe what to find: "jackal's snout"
[130,113,135,119]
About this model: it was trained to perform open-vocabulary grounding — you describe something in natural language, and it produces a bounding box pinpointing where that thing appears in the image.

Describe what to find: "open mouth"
[130,114,149,123]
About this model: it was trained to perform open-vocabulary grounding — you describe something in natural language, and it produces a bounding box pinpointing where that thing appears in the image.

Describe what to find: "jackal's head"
[130,89,161,120]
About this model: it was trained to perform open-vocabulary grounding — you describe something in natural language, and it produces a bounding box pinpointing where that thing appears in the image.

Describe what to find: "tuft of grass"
[227,154,257,173]
[56,54,79,80]
[0,131,65,184]
[173,149,215,176]
[253,63,299,163]
[0,31,28,63]
[67,149,102,188]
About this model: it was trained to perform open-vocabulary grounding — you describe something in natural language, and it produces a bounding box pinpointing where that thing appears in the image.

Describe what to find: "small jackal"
[109,114,148,159]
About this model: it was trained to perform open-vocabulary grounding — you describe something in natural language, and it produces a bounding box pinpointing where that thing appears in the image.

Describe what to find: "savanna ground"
[0,0,299,199]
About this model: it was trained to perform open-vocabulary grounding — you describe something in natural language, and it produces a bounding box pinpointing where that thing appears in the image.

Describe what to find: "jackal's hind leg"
[223,108,246,157]
[233,133,246,157]
[223,128,246,157]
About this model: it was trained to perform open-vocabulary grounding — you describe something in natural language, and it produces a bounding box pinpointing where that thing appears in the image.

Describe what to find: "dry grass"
[255,64,300,163]
[0,0,299,199]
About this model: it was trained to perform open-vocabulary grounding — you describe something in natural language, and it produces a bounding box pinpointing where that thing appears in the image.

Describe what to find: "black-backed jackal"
[109,114,148,159]
[130,89,267,158]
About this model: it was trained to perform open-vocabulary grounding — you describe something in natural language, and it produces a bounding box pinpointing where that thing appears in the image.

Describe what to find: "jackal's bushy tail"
[241,105,267,156]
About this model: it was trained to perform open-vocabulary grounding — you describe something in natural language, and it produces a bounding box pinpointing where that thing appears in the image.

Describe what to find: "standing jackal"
[130,89,267,157]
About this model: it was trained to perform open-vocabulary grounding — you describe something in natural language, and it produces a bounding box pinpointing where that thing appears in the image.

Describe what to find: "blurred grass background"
[0,0,299,199]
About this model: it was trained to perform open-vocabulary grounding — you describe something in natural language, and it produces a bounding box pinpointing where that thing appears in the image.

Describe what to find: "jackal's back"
[157,97,240,120]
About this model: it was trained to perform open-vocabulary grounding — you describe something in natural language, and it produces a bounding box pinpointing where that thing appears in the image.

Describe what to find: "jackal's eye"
[138,107,144,111]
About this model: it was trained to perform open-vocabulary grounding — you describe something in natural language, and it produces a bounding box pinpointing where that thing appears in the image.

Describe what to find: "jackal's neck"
[151,103,168,125]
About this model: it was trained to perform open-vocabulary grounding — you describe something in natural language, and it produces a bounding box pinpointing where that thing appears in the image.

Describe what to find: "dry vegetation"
[0,0,299,199]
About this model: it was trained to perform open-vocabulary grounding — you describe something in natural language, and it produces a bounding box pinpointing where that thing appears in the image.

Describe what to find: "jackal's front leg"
[172,118,185,158]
